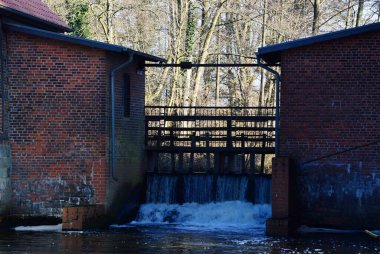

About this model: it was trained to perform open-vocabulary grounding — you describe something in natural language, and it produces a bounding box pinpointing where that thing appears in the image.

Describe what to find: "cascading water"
[183,174,214,203]
[253,175,272,204]
[146,174,177,203]
[216,175,249,201]
[138,174,272,230]
[145,174,271,204]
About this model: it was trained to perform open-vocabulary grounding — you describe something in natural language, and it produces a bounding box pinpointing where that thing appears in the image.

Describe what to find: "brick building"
[258,23,380,232]
[0,0,163,223]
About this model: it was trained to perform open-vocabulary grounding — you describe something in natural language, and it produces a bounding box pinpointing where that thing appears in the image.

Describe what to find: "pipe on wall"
[257,57,281,157]
[110,52,134,181]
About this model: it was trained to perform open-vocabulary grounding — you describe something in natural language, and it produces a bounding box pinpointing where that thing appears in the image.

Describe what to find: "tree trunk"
[190,1,225,107]
[183,1,195,107]
[356,0,364,27]
[258,0,267,107]
[106,0,115,43]
[215,17,221,106]
[345,0,352,29]
[312,0,321,35]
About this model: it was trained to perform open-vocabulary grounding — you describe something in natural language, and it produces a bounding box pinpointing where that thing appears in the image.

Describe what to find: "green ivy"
[66,0,92,39]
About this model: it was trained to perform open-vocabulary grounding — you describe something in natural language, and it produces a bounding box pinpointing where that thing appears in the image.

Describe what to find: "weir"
[145,173,271,204]
[136,173,272,228]
[137,106,274,228]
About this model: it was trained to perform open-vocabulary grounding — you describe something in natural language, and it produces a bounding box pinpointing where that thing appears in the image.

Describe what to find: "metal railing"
[145,106,276,153]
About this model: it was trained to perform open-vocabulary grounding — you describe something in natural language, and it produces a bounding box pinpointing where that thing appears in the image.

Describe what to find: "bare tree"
[356,0,364,26]
[44,0,380,107]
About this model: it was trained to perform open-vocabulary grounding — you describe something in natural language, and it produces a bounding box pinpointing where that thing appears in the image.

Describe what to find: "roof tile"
[0,0,70,30]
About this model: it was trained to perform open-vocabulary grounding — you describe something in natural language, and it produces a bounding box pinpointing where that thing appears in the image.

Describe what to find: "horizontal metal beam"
[147,136,274,142]
[147,127,275,132]
[145,61,280,68]
[145,106,276,109]
[146,115,275,121]
[145,146,275,154]
[145,172,272,177]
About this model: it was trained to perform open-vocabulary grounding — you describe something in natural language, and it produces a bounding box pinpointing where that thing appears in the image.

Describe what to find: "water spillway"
[145,173,271,204]
[134,201,271,230]
[134,174,272,229]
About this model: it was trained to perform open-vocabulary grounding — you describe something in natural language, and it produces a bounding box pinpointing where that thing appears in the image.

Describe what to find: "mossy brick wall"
[280,30,380,229]
[106,54,146,222]
[5,31,146,218]
[0,144,11,216]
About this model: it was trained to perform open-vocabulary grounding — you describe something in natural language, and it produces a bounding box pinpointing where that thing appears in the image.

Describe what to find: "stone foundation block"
[62,205,106,231]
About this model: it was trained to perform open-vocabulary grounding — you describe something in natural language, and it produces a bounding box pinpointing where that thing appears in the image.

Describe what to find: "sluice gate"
[145,106,276,174]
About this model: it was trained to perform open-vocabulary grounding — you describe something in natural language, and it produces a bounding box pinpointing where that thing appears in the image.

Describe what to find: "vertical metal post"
[189,132,196,173]
[170,130,175,173]
[226,119,233,172]
[178,153,184,173]
[241,133,245,174]
[155,129,161,173]
[261,134,267,174]
[257,57,281,157]
[206,132,211,172]
[250,153,256,174]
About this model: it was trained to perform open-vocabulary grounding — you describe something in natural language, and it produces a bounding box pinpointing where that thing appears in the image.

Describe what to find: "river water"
[4,201,379,254]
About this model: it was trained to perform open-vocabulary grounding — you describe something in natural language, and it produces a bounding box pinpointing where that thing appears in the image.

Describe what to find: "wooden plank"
[250,153,256,174]
[178,153,184,173]
[241,133,245,174]
[146,126,275,132]
[145,146,275,154]
[170,130,175,173]
[145,115,275,121]
[145,106,276,110]
[260,134,267,174]
[146,136,275,143]
[213,152,218,174]
[189,132,196,173]
[206,132,211,172]
[228,154,235,173]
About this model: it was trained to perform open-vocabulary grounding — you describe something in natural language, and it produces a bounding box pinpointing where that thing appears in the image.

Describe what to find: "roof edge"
[4,21,165,62]
[0,5,71,32]
[257,22,380,64]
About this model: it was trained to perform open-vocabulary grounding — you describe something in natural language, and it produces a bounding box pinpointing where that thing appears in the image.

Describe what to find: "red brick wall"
[5,30,147,219]
[271,158,290,219]
[280,30,380,229]
[7,31,109,216]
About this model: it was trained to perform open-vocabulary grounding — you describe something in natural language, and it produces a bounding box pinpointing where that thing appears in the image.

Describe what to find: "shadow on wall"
[0,144,12,217]
[107,181,145,224]
[296,161,380,229]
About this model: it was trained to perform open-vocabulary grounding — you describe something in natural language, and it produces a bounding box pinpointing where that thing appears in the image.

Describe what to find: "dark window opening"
[123,74,131,117]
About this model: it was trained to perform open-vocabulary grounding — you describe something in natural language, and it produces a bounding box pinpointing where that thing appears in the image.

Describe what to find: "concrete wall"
[280,30,380,229]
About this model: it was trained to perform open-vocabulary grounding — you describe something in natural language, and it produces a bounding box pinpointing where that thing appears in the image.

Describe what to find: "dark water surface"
[1,226,379,254]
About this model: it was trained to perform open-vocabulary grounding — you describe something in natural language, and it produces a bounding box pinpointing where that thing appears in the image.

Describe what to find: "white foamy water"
[14,224,62,232]
[127,201,271,231]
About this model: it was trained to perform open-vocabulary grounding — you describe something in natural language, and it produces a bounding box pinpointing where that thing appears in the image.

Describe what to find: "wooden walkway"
[145,106,276,174]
